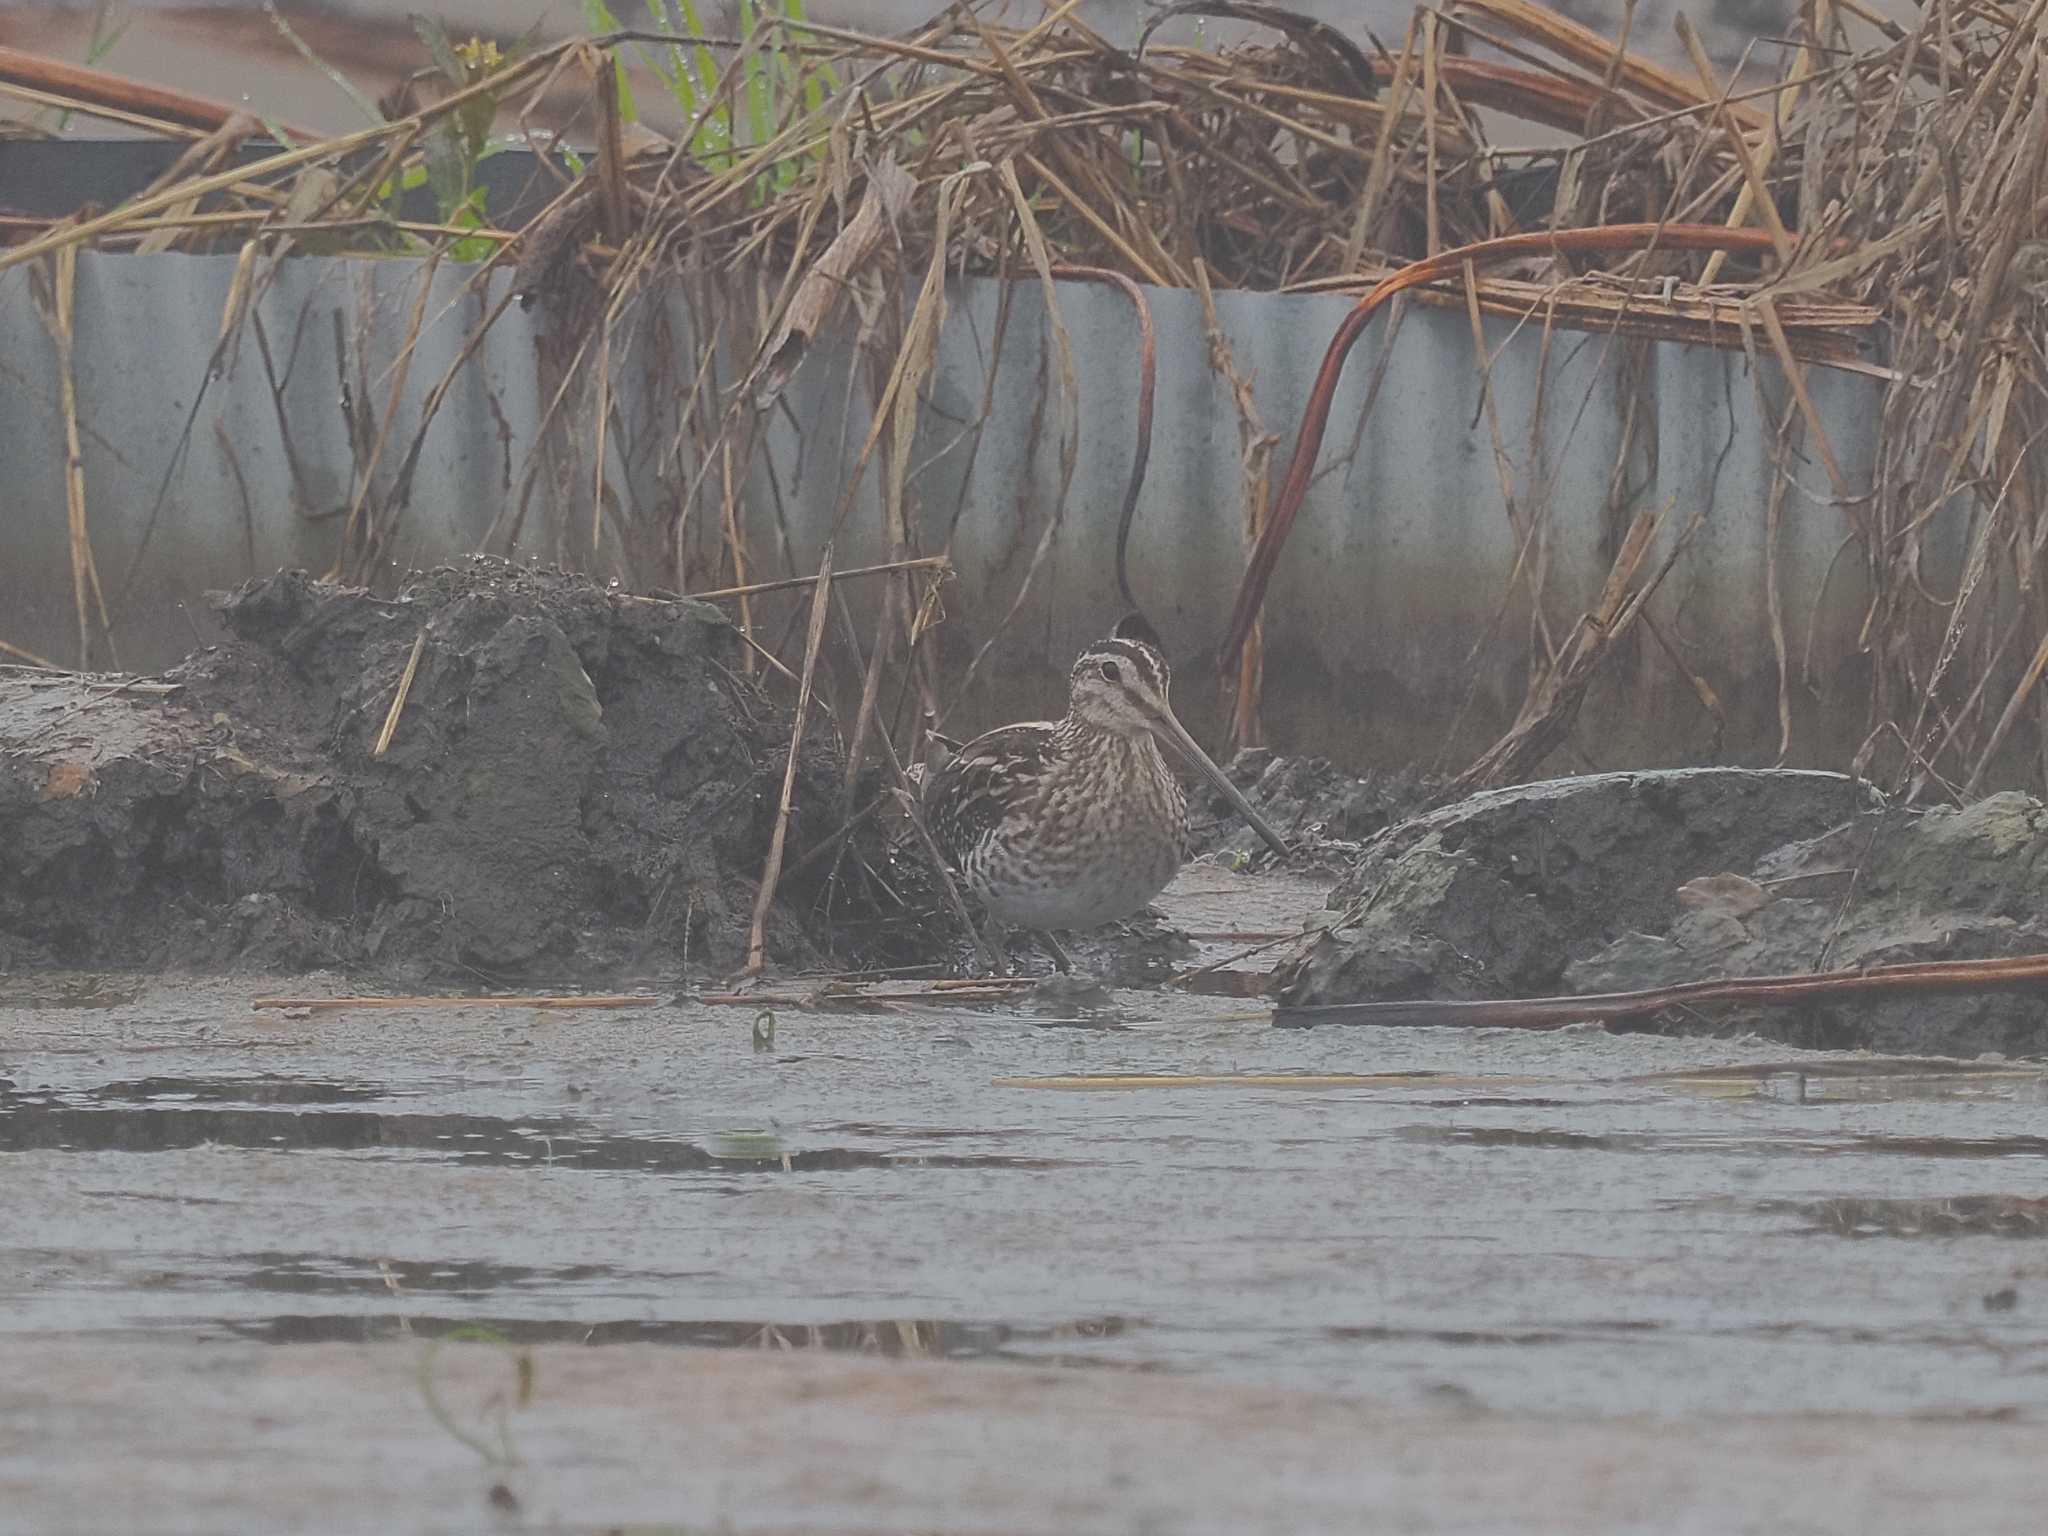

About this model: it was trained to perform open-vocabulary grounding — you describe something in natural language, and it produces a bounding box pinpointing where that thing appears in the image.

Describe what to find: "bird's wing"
[920,721,1056,852]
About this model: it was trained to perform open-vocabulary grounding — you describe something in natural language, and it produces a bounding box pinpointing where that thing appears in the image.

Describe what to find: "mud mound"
[0,561,938,980]
[1272,769,1880,1009]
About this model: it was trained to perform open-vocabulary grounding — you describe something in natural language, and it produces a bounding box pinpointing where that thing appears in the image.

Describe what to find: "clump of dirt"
[1272,769,2048,1055]
[1186,748,1436,870]
[1272,768,1879,1009]
[0,560,942,981]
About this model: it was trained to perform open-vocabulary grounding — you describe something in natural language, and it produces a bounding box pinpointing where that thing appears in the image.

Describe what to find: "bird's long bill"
[1147,706,1292,860]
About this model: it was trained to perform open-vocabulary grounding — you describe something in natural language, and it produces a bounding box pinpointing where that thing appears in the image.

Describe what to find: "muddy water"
[3,869,2046,1530]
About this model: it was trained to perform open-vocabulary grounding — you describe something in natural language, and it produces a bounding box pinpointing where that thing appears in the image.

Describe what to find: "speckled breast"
[964,738,1188,930]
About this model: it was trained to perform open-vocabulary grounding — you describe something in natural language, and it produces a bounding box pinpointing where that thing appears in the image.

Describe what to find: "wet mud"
[0,561,939,982]
[3,946,2046,1532]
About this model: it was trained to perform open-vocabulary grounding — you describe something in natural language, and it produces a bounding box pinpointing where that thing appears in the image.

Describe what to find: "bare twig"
[746,544,835,976]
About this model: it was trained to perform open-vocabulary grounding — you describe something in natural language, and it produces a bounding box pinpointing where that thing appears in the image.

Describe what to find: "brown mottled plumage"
[921,616,1289,938]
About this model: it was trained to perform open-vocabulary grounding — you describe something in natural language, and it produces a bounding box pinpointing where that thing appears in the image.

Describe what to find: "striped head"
[1066,611,1295,862]
[1067,612,1173,738]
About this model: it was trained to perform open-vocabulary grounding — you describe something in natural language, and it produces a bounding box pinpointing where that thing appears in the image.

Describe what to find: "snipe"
[920,614,1289,957]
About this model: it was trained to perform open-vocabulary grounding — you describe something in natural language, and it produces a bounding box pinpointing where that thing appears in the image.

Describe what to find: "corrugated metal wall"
[0,247,1910,773]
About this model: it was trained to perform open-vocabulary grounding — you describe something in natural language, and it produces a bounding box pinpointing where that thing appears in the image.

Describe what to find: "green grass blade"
[740,0,772,149]
[675,0,731,165]
[648,0,698,116]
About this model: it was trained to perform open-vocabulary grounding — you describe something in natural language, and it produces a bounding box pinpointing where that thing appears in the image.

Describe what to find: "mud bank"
[1275,769,2048,1055]
[0,562,937,981]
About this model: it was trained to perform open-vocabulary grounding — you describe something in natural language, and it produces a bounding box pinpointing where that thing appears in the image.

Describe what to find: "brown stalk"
[1454,0,1771,129]
[252,994,663,1011]
[1422,10,1443,258]
[1699,0,1821,285]
[1761,396,1800,762]
[371,630,429,761]
[1753,297,1851,498]
[1349,16,1420,271]
[590,323,616,564]
[972,9,1183,285]
[1017,151,1170,287]
[40,244,115,670]
[1673,14,1793,261]
[591,45,631,247]
[130,115,271,257]
[836,590,900,809]
[663,555,952,604]
[0,640,59,669]
[1640,608,1728,748]
[0,43,322,142]
[746,545,835,976]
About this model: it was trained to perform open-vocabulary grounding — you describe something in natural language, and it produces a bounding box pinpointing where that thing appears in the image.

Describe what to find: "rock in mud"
[0,561,936,980]
[1271,768,1880,1009]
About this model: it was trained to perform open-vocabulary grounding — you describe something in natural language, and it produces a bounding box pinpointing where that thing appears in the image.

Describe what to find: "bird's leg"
[978,919,1015,979]
[1037,929,1076,973]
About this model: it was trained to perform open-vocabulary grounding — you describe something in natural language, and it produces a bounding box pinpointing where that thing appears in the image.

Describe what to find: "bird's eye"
[1100,660,1122,683]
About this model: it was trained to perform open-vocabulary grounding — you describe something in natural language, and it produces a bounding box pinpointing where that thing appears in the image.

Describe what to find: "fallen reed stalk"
[1274,951,2048,1028]
[0,42,322,141]
[992,1071,1475,1090]
[0,639,58,669]
[671,554,950,603]
[700,984,1024,1006]
[250,994,664,1010]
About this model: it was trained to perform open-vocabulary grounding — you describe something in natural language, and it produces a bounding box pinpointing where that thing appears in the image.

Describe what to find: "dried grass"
[12,0,2048,842]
